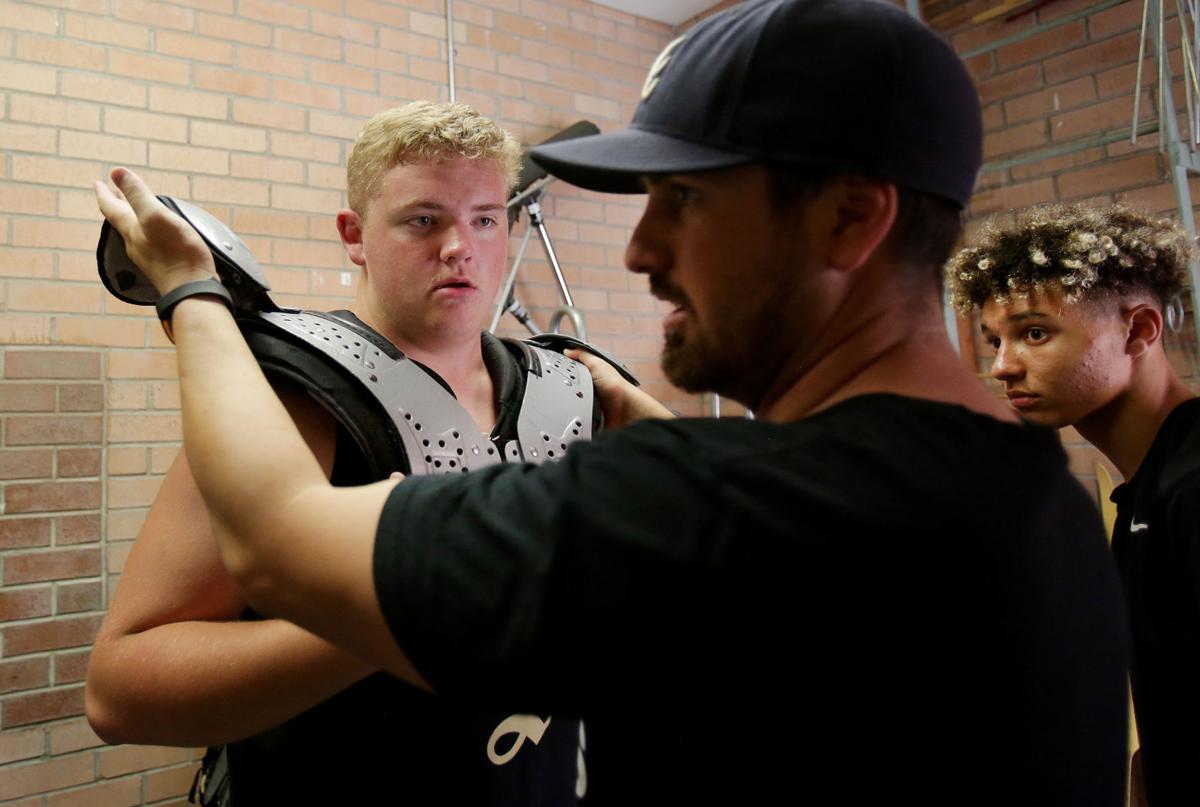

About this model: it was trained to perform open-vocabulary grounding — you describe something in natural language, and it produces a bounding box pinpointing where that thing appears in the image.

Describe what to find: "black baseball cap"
[529,0,981,208]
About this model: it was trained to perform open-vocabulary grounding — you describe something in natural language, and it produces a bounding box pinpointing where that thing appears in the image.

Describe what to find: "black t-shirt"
[375,394,1130,805]
[1111,397,1200,805]
[226,329,584,805]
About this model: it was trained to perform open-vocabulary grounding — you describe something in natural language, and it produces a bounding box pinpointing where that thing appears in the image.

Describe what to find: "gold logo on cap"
[641,35,685,101]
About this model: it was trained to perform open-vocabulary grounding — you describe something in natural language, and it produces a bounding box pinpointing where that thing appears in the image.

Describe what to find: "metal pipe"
[1134,0,1151,144]
[490,222,534,332]
[445,0,457,103]
[1149,0,1200,346]
[548,306,587,341]
[526,199,575,308]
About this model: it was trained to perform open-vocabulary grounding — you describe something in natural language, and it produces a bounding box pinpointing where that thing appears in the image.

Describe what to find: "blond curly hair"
[945,203,1193,313]
[346,101,522,216]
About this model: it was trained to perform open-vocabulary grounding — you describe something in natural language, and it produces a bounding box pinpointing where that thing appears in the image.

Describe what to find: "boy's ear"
[1125,303,1163,359]
[336,209,367,267]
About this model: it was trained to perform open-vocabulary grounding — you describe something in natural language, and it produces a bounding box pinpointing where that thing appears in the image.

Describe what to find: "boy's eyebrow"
[397,201,506,212]
[980,309,1052,333]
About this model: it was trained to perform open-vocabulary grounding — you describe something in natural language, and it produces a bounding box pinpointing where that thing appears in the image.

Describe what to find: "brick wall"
[930,0,1200,497]
[0,0,679,802]
[3,0,1196,802]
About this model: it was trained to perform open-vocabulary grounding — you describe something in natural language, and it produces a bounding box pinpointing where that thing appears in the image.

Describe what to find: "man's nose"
[625,203,665,276]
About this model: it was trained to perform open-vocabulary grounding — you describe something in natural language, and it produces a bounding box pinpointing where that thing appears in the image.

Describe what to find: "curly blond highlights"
[346,101,522,216]
[945,203,1194,313]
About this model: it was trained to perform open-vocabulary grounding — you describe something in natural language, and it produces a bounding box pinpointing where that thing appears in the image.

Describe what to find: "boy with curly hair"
[948,204,1199,804]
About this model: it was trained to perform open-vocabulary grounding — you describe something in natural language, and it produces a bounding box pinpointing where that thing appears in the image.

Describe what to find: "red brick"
[0,586,52,621]
[107,352,179,380]
[1003,76,1097,123]
[60,72,148,110]
[0,383,55,411]
[106,447,148,477]
[99,744,193,778]
[1089,0,1148,38]
[194,65,270,99]
[2,615,101,656]
[8,280,102,312]
[107,477,165,509]
[983,119,1047,159]
[0,726,43,765]
[0,61,57,95]
[148,86,228,120]
[57,449,100,479]
[115,0,194,29]
[63,12,148,48]
[149,142,229,175]
[996,20,1086,70]
[155,30,233,64]
[6,416,103,446]
[239,0,308,27]
[48,717,104,755]
[1051,95,1151,142]
[4,548,101,585]
[56,581,102,614]
[1057,152,1161,199]
[4,352,99,380]
[58,513,101,545]
[0,450,52,480]
[236,45,307,79]
[146,764,201,802]
[2,686,86,727]
[8,93,101,130]
[977,63,1042,105]
[53,649,92,684]
[108,49,191,85]
[1044,30,1140,85]
[196,11,270,45]
[59,384,103,412]
[46,775,142,807]
[0,754,92,800]
[0,518,51,550]
[4,481,101,514]
[970,177,1056,216]
[0,657,50,694]
[0,0,58,33]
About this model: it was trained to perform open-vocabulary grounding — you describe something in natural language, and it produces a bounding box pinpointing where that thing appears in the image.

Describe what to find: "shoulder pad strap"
[521,333,639,386]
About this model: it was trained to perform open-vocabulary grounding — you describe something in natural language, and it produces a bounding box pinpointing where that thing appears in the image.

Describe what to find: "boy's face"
[979,286,1133,429]
[340,156,509,347]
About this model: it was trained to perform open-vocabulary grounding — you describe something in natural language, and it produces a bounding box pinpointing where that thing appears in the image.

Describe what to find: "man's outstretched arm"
[95,167,427,688]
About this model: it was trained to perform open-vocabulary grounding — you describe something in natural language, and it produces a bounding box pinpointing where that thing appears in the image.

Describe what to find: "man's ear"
[824,177,898,274]
[1126,303,1164,359]
[336,209,367,267]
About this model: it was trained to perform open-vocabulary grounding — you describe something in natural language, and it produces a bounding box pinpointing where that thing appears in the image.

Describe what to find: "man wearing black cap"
[95,0,1130,803]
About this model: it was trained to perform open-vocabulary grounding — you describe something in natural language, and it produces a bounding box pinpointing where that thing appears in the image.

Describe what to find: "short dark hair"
[946,203,1194,313]
[765,164,963,289]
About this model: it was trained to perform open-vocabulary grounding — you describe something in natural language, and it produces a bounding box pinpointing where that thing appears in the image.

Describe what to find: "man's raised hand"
[95,167,216,296]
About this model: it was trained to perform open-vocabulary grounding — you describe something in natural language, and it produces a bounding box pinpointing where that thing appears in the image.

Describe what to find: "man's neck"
[754,276,1013,424]
[350,306,497,433]
[1075,355,1194,480]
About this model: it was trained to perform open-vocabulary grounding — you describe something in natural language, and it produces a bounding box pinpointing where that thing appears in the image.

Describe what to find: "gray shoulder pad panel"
[256,311,502,476]
[514,345,594,462]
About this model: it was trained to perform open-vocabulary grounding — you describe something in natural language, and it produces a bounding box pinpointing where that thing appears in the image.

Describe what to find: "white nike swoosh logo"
[1130,521,1150,533]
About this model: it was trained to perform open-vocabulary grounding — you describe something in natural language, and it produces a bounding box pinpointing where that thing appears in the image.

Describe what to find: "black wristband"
[155,279,233,324]
[155,279,233,343]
